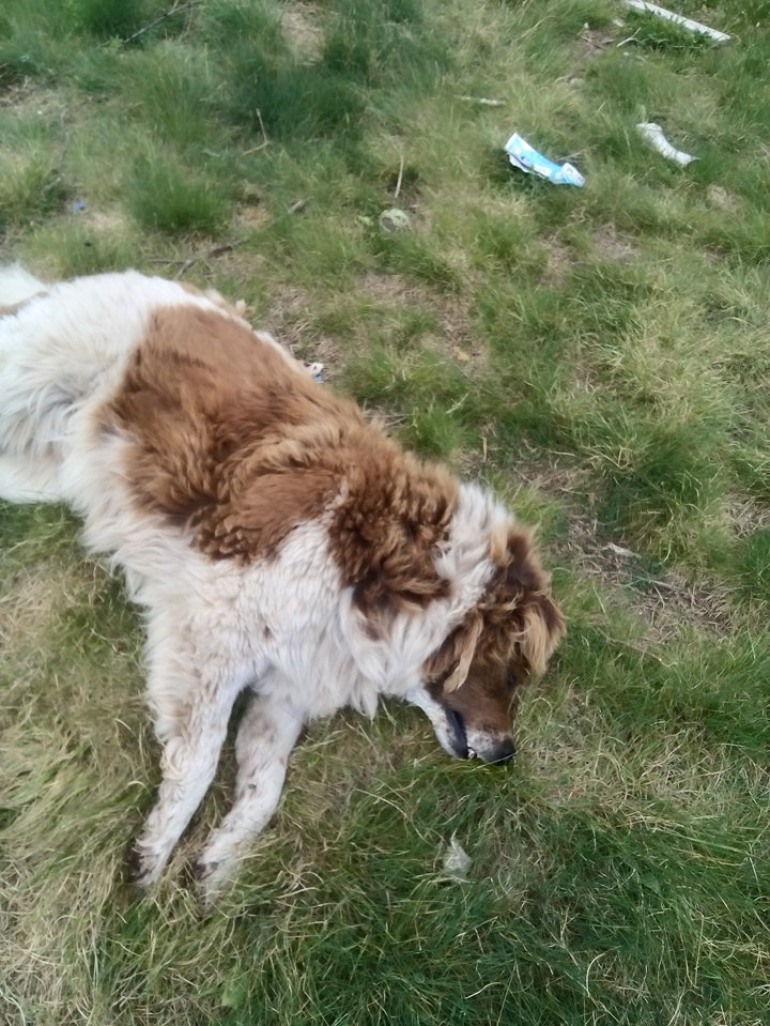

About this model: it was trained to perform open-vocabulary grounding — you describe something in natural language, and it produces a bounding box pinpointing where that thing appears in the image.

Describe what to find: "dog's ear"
[514,593,564,677]
[424,613,484,692]
[495,527,564,677]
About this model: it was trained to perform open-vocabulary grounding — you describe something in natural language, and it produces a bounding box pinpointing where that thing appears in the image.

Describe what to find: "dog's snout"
[486,738,516,765]
[446,708,469,759]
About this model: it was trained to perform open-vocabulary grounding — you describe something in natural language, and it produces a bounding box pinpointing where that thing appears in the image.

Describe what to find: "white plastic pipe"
[622,1,731,44]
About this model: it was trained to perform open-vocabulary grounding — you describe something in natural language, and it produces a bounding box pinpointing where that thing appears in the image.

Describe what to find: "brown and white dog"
[0,266,563,893]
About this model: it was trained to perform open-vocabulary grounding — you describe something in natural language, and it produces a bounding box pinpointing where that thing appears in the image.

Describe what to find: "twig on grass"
[122,0,202,46]
[394,154,405,201]
[172,242,236,279]
[242,110,270,155]
[147,242,237,278]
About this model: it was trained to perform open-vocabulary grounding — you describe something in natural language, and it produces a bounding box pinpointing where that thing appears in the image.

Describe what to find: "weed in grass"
[69,43,127,95]
[120,43,218,151]
[322,0,444,90]
[472,209,549,279]
[390,306,440,350]
[625,9,717,53]
[369,228,461,292]
[596,418,723,534]
[400,404,472,459]
[0,501,76,556]
[236,52,366,143]
[0,38,39,88]
[206,0,365,143]
[128,153,230,235]
[733,442,770,507]
[0,6,68,84]
[64,0,144,40]
[737,528,770,604]
[0,152,68,229]
[24,220,139,277]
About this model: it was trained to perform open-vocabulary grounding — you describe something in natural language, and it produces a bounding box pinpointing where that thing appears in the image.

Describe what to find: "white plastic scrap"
[636,123,696,166]
[441,834,472,883]
[504,133,585,187]
[622,1,731,44]
[458,95,505,107]
[305,361,325,382]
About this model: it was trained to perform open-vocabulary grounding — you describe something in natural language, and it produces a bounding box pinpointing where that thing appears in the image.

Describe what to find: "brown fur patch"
[424,525,564,737]
[105,304,458,610]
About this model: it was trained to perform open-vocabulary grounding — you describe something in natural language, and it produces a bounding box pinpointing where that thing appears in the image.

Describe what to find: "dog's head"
[413,525,564,764]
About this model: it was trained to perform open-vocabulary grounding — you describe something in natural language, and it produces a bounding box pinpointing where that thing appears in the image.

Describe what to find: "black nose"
[487,739,516,765]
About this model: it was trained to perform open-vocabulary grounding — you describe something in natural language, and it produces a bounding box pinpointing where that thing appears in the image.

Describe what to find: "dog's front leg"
[130,658,245,889]
[194,692,303,897]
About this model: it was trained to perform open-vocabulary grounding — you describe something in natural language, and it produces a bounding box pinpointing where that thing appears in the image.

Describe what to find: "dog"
[0,266,563,893]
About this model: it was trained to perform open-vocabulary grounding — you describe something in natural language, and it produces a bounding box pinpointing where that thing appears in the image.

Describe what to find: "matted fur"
[0,267,564,894]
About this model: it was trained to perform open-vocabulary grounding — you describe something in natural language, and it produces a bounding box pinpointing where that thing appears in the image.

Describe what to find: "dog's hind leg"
[194,689,303,896]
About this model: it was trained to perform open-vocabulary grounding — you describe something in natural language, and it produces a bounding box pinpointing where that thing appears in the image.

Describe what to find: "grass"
[1,1,769,1023]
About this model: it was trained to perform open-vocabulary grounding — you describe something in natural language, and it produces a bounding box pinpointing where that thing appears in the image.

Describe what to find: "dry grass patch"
[591,223,638,261]
[0,559,73,653]
[282,1,325,61]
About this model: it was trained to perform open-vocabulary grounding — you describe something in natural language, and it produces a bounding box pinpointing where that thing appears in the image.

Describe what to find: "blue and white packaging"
[504,133,585,187]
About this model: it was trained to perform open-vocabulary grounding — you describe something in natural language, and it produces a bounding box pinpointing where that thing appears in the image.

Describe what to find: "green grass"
[128,151,231,234]
[2,1,769,1024]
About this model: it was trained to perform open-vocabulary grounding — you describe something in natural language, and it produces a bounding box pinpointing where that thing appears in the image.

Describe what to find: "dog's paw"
[191,859,231,905]
[126,841,167,889]
[192,852,236,902]
[192,833,243,900]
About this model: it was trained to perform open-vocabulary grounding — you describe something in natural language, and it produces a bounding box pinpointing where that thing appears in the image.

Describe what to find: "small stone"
[379,207,410,232]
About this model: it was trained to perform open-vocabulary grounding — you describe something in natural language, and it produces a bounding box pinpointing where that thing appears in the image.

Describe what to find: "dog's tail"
[0,266,64,503]
[0,263,47,309]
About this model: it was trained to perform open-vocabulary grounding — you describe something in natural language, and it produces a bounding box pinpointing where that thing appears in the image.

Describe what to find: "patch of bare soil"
[0,80,69,121]
[234,202,271,232]
[540,226,637,285]
[79,208,132,236]
[541,235,575,285]
[706,185,740,213]
[575,25,619,62]
[249,271,485,413]
[361,271,482,367]
[260,282,343,370]
[591,224,638,261]
[563,510,735,641]
[564,22,623,86]
[513,455,736,642]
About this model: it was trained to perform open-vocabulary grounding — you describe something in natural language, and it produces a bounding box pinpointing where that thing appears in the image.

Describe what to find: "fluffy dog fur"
[0,267,563,894]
